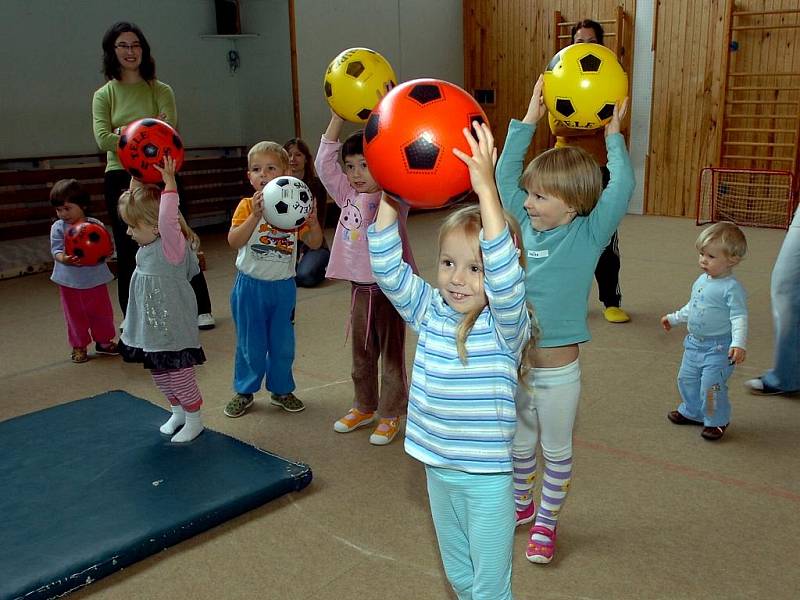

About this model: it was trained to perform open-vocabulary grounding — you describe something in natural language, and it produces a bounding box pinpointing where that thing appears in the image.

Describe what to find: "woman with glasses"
[91,21,215,329]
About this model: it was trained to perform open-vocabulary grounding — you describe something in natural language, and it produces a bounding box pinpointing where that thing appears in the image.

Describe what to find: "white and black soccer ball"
[262,176,313,230]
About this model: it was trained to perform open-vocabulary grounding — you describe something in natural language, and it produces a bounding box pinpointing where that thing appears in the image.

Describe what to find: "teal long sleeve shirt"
[495,119,635,347]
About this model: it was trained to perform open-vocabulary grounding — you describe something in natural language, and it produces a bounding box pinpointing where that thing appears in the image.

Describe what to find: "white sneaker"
[198,313,215,330]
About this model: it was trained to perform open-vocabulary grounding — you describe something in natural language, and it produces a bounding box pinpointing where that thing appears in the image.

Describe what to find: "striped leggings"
[151,368,202,412]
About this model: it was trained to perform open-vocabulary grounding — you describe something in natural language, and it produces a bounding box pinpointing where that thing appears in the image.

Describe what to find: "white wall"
[0,0,462,160]
[294,0,463,152]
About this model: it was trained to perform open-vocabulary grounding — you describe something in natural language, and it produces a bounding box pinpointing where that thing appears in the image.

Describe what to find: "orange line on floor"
[575,438,800,503]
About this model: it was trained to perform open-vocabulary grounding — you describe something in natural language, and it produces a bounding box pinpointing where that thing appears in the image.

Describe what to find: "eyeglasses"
[115,43,142,51]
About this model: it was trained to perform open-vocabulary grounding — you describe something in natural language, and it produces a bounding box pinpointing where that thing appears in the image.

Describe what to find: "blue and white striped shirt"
[368,220,530,474]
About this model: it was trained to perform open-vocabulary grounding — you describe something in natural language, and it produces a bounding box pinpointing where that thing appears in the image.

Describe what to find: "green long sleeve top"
[91,79,177,172]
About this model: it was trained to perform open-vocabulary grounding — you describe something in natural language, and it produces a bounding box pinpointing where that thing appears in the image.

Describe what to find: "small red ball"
[117,118,185,184]
[363,79,488,209]
[65,222,114,266]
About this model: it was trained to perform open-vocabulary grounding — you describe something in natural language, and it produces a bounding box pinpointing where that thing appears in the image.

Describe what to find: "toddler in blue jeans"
[661,221,748,441]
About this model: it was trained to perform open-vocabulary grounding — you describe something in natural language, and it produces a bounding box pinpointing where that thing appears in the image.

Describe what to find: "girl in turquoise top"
[496,76,635,564]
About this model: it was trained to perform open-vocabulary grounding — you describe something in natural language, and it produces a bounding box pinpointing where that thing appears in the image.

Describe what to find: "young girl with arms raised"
[496,76,634,563]
[369,122,535,599]
[315,112,417,445]
[117,157,206,443]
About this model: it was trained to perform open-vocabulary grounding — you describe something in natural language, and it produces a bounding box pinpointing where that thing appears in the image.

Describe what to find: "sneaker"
[198,313,216,330]
[334,408,376,433]
[667,410,704,426]
[516,502,536,527]
[603,306,630,323]
[526,525,557,564]
[270,392,305,413]
[224,393,254,418]
[369,417,399,445]
[744,378,794,396]
[71,347,88,364]
[701,424,728,441]
[95,341,119,355]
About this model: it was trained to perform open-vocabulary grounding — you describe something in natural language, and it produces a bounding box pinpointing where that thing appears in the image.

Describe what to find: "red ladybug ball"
[363,78,489,209]
[117,118,185,184]
[65,222,114,266]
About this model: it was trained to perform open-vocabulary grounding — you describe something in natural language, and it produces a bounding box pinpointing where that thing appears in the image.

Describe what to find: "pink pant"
[58,284,116,348]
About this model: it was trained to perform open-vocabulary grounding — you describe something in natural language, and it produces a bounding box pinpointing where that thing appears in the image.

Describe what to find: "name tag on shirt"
[528,249,549,259]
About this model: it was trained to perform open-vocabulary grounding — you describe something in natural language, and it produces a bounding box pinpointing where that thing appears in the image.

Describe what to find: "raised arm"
[586,98,635,246]
[153,156,186,264]
[495,77,545,226]
[374,192,399,232]
[314,113,352,204]
[322,110,344,143]
[453,121,503,240]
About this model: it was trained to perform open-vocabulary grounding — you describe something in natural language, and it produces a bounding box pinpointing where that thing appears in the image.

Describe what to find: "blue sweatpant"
[425,465,514,600]
[231,272,296,395]
[676,333,734,427]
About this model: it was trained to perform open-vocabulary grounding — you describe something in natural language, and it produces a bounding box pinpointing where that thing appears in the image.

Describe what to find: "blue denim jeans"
[762,205,800,393]
[677,334,734,427]
[295,246,330,288]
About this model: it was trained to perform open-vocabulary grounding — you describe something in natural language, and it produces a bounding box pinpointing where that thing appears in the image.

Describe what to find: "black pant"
[103,169,212,316]
[595,166,622,308]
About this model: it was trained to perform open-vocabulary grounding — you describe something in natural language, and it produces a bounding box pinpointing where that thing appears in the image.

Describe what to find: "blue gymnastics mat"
[0,390,312,600]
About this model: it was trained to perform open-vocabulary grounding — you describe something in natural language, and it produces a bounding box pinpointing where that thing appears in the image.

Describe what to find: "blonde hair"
[696,221,747,259]
[118,185,200,250]
[248,141,289,171]
[521,146,602,215]
[439,204,538,382]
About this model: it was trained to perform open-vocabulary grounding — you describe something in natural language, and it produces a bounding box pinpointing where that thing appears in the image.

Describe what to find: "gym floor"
[2,210,798,599]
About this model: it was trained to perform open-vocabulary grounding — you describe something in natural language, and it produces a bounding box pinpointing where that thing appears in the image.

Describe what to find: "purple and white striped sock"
[513,453,537,512]
[532,456,572,544]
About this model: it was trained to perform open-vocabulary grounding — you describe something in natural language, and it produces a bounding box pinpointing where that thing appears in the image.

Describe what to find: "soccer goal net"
[697,167,796,229]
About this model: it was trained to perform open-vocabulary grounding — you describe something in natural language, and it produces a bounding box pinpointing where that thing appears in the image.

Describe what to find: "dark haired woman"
[550,18,629,324]
[92,21,214,328]
[284,138,330,287]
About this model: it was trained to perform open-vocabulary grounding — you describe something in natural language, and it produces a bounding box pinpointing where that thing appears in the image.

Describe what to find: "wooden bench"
[0,148,251,242]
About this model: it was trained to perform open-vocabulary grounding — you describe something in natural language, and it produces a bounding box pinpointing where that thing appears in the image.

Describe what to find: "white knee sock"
[171,409,204,443]
[160,405,185,435]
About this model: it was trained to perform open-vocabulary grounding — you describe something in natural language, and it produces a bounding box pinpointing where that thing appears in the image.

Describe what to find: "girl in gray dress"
[118,157,206,442]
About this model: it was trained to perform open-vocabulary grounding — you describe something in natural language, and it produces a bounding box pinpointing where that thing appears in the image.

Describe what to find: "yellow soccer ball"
[543,43,628,130]
[323,48,397,123]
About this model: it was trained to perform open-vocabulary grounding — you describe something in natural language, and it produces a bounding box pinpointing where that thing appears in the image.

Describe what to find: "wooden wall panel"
[464,0,800,218]
[464,0,636,165]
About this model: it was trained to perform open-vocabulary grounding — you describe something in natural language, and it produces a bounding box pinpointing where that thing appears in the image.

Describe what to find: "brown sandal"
[71,347,88,363]
[701,425,728,441]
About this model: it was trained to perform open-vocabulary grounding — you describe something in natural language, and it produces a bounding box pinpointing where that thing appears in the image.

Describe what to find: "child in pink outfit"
[315,111,417,446]
[49,179,119,364]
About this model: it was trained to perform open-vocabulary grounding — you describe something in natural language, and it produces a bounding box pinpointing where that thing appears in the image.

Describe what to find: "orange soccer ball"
[363,78,489,209]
